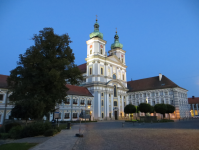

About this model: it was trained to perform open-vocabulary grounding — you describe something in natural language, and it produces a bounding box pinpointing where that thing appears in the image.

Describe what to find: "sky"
[0,0,199,97]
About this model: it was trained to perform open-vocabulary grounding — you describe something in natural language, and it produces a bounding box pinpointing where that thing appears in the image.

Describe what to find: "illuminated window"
[114,85,117,97]
[89,67,92,75]
[90,50,92,54]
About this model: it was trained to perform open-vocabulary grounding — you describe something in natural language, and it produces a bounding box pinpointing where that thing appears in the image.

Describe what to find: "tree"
[11,100,44,125]
[166,104,175,120]
[139,103,151,116]
[8,28,83,119]
[154,104,167,119]
[135,106,139,120]
[150,106,154,114]
[124,104,136,120]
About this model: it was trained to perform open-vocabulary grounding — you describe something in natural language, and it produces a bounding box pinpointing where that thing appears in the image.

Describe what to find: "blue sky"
[0,0,199,97]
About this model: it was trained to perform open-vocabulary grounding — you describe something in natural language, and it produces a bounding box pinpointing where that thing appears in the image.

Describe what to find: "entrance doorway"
[114,111,117,120]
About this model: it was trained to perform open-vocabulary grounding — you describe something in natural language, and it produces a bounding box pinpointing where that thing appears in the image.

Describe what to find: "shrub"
[9,126,22,139]
[44,129,55,137]
[5,122,21,133]
[0,133,10,139]
[55,126,61,132]
[20,121,52,138]
[0,127,5,133]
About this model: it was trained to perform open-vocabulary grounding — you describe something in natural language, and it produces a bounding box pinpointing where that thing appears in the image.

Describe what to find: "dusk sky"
[0,0,199,97]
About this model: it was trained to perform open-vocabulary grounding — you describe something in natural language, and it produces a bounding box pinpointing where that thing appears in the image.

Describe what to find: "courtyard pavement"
[1,119,199,150]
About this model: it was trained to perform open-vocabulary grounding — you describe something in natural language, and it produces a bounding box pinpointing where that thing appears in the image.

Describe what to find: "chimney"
[159,73,162,81]
[192,96,195,99]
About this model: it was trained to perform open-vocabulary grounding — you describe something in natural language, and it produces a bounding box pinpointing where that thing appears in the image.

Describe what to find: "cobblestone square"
[73,120,199,150]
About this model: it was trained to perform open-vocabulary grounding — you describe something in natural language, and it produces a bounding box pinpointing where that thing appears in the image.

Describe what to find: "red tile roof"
[127,75,185,92]
[0,74,9,88]
[0,74,93,97]
[77,63,87,73]
[188,97,199,104]
[66,84,93,97]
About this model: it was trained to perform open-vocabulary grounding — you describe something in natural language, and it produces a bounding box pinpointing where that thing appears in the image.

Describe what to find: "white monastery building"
[0,19,191,124]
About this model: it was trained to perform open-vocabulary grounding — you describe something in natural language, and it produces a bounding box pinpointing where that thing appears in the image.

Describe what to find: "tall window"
[0,94,3,101]
[89,68,92,75]
[65,98,70,104]
[73,113,77,118]
[114,101,117,106]
[122,58,123,63]
[90,50,92,54]
[101,68,103,75]
[114,85,117,97]
[64,113,69,119]
[113,74,116,79]
[73,99,77,104]
[102,100,104,106]
[101,49,103,54]
[122,74,125,80]
[102,113,104,118]
[101,93,103,96]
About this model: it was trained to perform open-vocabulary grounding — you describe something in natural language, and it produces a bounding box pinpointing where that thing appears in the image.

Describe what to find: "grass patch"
[0,143,37,150]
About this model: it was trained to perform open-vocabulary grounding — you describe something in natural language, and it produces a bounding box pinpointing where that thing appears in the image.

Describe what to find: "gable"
[107,55,124,66]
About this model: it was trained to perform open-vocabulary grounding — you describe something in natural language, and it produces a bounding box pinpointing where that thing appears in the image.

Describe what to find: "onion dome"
[111,31,123,49]
[89,19,103,39]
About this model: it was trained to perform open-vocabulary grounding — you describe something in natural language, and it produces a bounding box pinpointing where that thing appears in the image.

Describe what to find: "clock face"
[100,45,103,48]
[90,45,92,48]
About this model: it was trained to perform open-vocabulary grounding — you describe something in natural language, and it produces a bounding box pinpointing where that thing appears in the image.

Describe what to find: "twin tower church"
[0,19,191,124]
[53,18,190,121]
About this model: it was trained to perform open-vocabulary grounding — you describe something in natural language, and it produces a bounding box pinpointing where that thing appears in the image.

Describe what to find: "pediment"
[107,55,124,66]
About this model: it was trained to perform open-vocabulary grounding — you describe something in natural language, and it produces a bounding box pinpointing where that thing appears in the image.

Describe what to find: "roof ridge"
[127,75,159,82]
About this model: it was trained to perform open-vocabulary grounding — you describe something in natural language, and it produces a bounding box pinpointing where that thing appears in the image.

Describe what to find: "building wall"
[127,87,191,118]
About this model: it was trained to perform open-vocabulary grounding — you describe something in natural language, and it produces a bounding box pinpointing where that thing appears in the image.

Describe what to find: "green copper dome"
[111,32,123,49]
[89,19,103,39]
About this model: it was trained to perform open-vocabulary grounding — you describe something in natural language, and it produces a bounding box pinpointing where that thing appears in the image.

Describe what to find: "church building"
[0,19,191,125]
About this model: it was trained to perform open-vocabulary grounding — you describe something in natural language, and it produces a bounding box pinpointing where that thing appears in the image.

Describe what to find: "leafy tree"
[124,104,136,120]
[150,106,154,114]
[139,103,151,116]
[135,106,139,120]
[154,104,167,119]
[11,100,44,125]
[166,104,175,120]
[8,28,83,119]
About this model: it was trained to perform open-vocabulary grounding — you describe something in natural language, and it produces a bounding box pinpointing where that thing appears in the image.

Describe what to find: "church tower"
[84,19,128,121]
[109,31,126,65]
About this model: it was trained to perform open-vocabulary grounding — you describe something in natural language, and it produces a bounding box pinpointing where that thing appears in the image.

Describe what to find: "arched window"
[101,68,103,75]
[113,74,116,79]
[101,49,103,54]
[114,85,117,97]
[89,68,92,75]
